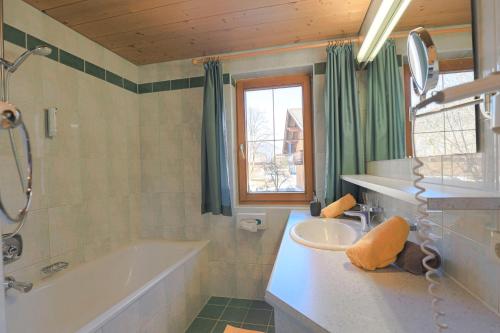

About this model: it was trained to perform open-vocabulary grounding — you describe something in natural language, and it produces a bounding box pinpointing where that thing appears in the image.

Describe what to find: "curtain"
[324,43,365,204]
[365,40,406,161]
[201,60,232,216]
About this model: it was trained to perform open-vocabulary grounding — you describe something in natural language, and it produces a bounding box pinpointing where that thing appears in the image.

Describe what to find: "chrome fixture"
[0,101,33,226]
[344,202,384,232]
[344,204,371,232]
[2,276,33,293]
[0,46,51,74]
[41,261,69,276]
[0,0,50,247]
[2,233,22,264]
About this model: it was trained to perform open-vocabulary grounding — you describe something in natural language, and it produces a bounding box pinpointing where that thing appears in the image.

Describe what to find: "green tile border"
[106,70,123,87]
[153,80,170,92]
[4,24,25,48]
[124,79,138,93]
[2,23,233,95]
[138,83,153,94]
[60,49,84,72]
[85,61,105,80]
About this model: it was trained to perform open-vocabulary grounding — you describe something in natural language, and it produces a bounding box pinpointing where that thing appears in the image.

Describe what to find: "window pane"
[445,130,476,155]
[245,90,274,141]
[411,68,476,157]
[244,85,305,193]
[414,132,445,157]
[274,140,305,192]
[247,141,274,192]
[414,112,444,133]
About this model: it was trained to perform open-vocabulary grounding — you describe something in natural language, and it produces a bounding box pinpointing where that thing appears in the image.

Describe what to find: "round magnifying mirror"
[407,27,439,96]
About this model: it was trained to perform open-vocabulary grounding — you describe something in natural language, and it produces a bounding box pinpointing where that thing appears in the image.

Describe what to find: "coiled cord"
[411,108,448,332]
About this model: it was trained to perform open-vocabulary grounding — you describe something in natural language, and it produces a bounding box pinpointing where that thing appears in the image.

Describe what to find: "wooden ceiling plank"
[94,0,368,50]
[114,15,363,63]
[73,0,331,37]
[40,0,191,26]
[23,0,86,11]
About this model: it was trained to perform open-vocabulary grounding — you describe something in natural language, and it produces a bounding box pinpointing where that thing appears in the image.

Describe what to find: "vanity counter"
[265,210,500,333]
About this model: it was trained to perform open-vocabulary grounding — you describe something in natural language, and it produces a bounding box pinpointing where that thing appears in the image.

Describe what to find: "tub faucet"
[2,276,32,293]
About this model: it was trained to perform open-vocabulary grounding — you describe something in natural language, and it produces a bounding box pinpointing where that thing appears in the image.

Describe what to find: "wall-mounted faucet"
[2,276,32,293]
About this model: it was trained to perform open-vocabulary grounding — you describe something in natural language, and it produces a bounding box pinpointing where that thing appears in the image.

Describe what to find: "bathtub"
[5,240,210,333]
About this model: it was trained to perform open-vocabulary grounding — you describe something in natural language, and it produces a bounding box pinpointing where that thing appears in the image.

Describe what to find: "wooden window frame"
[403,58,475,156]
[236,74,314,205]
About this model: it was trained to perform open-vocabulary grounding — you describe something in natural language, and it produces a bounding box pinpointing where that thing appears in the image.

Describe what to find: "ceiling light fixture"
[357,0,412,64]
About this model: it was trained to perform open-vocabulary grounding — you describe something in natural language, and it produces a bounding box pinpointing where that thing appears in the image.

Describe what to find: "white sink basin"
[290,218,361,251]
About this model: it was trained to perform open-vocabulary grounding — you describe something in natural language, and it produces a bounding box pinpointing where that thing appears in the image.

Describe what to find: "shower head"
[4,45,52,73]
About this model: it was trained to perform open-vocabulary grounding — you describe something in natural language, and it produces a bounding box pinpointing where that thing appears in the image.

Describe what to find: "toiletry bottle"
[310,191,321,217]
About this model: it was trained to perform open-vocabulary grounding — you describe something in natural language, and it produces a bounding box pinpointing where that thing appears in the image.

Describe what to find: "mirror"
[407,27,439,96]
[366,1,476,160]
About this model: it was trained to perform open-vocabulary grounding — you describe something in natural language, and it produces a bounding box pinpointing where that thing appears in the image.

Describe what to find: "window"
[404,58,478,157]
[236,75,314,204]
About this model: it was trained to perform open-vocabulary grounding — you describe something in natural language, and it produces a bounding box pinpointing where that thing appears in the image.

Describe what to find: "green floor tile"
[241,323,267,332]
[244,309,272,326]
[207,296,230,306]
[198,304,225,319]
[186,318,216,333]
[250,300,273,310]
[221,306,248,322]
[228,298,253,308]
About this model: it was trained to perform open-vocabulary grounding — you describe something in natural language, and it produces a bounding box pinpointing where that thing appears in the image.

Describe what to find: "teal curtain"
[324,44,365,204]
[365,40,406,161]
[201,61,232,216]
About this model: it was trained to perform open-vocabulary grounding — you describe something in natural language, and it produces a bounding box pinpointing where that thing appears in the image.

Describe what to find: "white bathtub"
[5,240,210,333]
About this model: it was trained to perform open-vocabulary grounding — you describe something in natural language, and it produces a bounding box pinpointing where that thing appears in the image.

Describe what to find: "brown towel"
[395,241,441,275]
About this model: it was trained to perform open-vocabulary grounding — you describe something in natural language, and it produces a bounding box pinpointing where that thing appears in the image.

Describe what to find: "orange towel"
[224,325,265,333]
[345,216,409,271]
[320,193,356,218]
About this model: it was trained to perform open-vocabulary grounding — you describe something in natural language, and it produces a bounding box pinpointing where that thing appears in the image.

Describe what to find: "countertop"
[265,210,500,333]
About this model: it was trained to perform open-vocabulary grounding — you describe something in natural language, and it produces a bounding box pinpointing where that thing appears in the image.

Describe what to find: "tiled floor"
[186,297,275,333]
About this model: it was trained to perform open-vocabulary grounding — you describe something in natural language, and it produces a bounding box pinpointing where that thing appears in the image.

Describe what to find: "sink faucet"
[344,209,371,233]
[2,276,32,293]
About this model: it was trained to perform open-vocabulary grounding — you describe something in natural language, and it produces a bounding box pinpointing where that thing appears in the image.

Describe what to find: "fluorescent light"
[357,0,412,63]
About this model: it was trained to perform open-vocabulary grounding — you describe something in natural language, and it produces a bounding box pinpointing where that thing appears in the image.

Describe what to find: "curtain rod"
[192,25,471,65]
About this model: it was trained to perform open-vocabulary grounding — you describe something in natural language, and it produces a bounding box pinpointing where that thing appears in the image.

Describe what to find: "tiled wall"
[0,0,141,283]
[137,49,333,299]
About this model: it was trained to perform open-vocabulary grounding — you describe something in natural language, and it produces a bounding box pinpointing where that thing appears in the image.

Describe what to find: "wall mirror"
[368,0,476,161]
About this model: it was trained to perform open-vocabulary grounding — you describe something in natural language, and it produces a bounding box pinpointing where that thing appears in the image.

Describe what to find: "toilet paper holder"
[237,213,266,232]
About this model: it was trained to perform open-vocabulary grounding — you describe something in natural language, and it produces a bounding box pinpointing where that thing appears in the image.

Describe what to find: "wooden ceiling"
[23,0,471,65]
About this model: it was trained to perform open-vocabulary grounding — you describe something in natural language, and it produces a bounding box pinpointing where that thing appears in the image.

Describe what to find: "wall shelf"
[341,174,500,210]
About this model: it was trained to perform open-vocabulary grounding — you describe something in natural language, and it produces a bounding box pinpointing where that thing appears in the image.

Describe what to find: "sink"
[290,218,361,251]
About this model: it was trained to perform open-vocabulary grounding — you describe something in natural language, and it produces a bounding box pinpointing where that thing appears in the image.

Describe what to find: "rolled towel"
[395,241,441,275]
[346,216,410,270]
[320,193,356,218]
[224,325,265,333]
